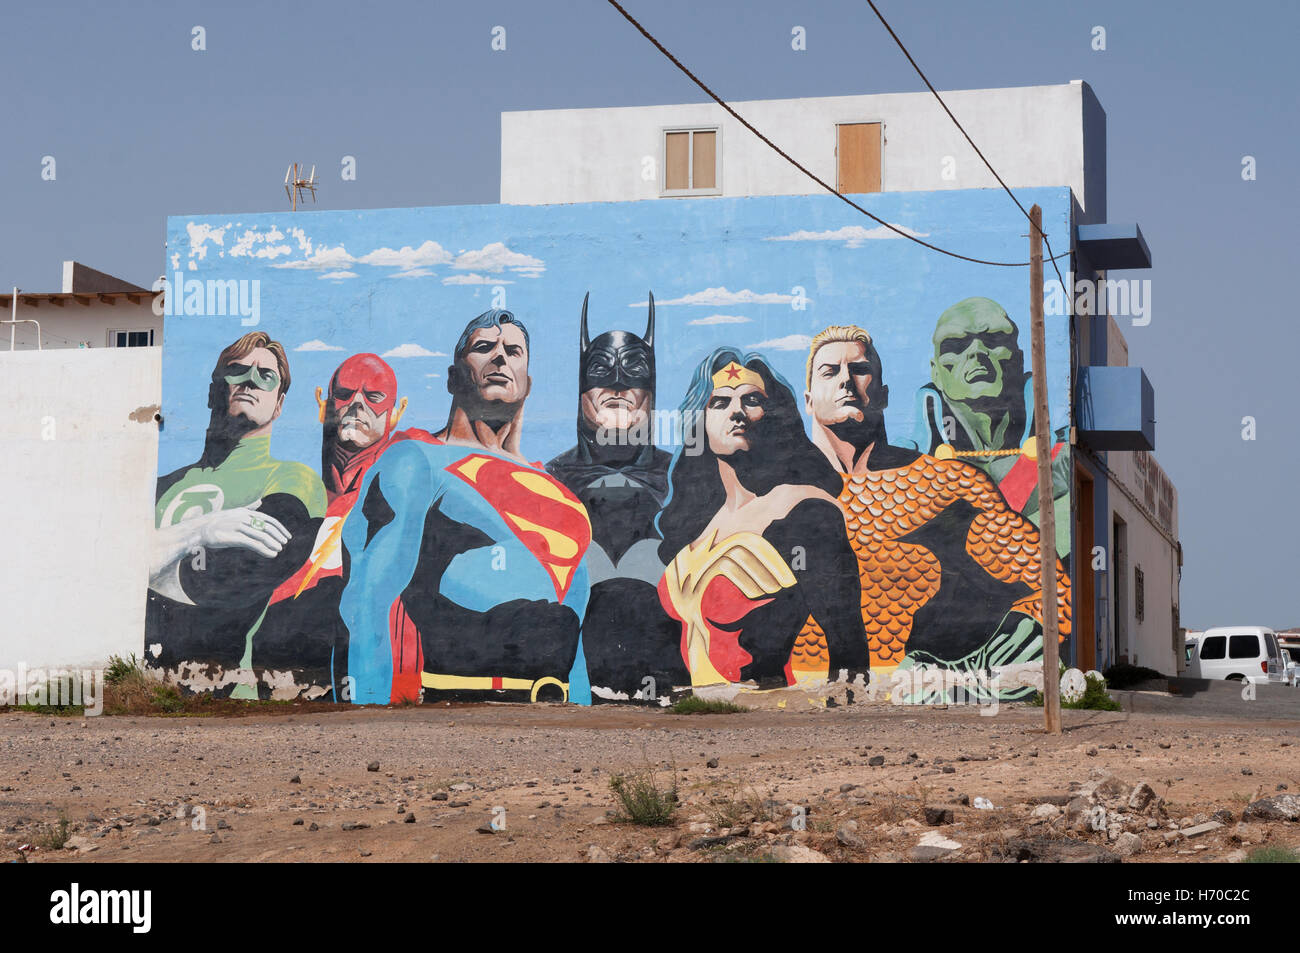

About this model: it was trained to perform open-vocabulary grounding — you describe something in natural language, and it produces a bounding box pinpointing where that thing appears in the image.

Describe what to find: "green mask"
[224,363,280,392]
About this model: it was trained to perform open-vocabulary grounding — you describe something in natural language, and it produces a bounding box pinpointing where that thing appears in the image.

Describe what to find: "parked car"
[1282,649,1299,687]
[1185,626,1286,685]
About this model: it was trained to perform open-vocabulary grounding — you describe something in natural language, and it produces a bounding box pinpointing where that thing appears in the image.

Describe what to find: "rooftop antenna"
[285,163,317,211]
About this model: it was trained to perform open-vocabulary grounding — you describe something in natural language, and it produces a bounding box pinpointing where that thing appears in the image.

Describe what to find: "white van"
[1185,626,1285,685]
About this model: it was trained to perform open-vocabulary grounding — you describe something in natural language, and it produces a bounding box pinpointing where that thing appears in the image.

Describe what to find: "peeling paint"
[128,404,161,424]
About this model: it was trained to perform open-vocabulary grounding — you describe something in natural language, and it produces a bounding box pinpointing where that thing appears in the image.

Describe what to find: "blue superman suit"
[338,435,593,705]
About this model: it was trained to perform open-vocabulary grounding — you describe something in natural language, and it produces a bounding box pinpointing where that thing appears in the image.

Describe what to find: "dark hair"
[656,347,842,564]
[453,309,530,362]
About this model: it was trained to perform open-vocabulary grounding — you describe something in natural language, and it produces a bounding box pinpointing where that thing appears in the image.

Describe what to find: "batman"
[546,292,687,702]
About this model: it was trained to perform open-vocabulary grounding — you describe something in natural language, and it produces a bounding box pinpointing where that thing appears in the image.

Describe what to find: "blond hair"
[805,325,874,389]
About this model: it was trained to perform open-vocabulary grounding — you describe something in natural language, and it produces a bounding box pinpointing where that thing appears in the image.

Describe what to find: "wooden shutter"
[837,123,881,193]
[692,130,716,189]
[665,132,689,190]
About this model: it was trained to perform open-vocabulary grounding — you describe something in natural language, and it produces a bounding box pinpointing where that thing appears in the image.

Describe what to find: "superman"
[339,309,594,705]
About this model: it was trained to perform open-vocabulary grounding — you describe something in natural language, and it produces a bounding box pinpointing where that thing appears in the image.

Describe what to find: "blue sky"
[3,0,1297,626]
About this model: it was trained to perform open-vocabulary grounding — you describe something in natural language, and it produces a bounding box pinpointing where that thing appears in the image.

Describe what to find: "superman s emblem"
[447,455,591,601]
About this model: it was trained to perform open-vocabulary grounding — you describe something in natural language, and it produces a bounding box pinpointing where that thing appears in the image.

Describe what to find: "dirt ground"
[3,697,1299,863]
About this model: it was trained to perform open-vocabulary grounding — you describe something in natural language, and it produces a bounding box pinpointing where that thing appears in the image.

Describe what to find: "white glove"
[194,499,291,559]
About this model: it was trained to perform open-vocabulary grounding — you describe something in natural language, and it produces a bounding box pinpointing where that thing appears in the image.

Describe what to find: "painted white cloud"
[295,339,345,352]
[186,222,228,263]
[748,334,813,351]
[425,373,442,378]
[271,244,356,271]
[765,223,929,248]
[229,226,288,259]
[391,268,435,279]
[382,343,448,359]
[633,287,798,307]
[170,253,180,271]
[357,240,453,273]
[319,270,358,280]
[452,242,544,277]
[688,314,752,326]
[443,273,513,286]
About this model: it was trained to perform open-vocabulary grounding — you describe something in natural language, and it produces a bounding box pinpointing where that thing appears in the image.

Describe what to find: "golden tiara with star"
[711,361,767,393]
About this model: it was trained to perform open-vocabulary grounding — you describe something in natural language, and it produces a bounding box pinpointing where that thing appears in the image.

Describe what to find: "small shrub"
[1028,673,1121,711]
[1242,846,1300,864]
[105,653,143,684]
[669,696,748,715]
[609,769,678,826]
[36,813,71,851]
[151,684,185,714]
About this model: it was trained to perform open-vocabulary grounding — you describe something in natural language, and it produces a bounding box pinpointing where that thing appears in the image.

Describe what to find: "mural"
[149,189,1074,704]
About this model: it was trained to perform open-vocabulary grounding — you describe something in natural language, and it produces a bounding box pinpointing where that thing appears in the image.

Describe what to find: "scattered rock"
[706,758,718,769]
[341,822,369,831]
[289,775,301,784]
[587,845,612,863]
[309,823,320,831]
[769,844,829,863]
[868,755,885,767]
[366,762,380,772]
[924,807,954,826]
[1128,782,1157,812]
[1212,809,1235,825]
[476,822,497,834]
[997,836,1120,864]
[1114,832,1142,857]
[973,797,995,810]
[941,766,956,774]
[432,792,448,801]
[1241,768,1253,776]
[1242,794,1300,822]
[1031,803,1060,820]
[292,818,304,826]
[450,782,474,792]
[836,824,865,848]
[1086,748,1098,757]
[404,813,416,824]
[1182,821,1224,838]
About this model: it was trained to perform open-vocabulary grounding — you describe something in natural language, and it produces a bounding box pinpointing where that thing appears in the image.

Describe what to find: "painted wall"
[150,189,1073,704]
[502,83,1106,224]
[0,348,161,671]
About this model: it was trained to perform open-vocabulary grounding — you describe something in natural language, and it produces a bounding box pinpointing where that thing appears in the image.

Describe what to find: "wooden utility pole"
[1029,204,1062,734]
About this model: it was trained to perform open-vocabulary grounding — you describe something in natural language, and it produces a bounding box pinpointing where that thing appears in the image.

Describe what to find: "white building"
[2,261,162,351]
[501,81,1181,675]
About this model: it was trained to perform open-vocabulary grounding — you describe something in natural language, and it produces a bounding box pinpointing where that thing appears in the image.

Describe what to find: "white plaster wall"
[3,299,162,351]
[502,83,1098,216]
[1105,450,1180,674]
[0,348,161,670]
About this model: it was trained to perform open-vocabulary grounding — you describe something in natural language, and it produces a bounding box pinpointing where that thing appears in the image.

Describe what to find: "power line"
[604,0,1071,269]
[862,0,1071,293]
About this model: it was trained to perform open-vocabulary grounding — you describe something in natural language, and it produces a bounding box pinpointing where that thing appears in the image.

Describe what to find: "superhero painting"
[255,353,408,699]
[797,324,1070,697]
[146,331,327,698]
[656,348,871,690]
[910,297,1071,558]
[155,188,1079,704]
[339,310,594,705]
[546,293,685,702]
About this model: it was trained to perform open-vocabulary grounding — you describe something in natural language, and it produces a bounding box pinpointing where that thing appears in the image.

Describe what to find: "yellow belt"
[421,672,568,703]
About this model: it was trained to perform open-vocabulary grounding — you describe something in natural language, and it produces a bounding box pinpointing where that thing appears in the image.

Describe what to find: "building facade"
[501,81,1179,675]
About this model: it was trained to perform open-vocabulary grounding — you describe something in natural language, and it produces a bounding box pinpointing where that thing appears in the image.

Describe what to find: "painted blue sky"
[159,188,1072,475]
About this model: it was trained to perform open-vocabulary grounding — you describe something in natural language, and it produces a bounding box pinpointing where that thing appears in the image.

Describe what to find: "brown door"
[837,123,882,193]
[1074,466,1096,672]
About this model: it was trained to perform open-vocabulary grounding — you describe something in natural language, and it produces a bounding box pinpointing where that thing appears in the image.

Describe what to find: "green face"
[931,297,1021,402]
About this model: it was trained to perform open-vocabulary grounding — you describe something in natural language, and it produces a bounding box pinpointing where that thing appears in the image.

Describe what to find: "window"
[1134,566,1144,622]
[1199,636,1226,660]
[837,122,882,193]
[109,329,155,347]
[1228,635,1260,659]
[662,128,719,195]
